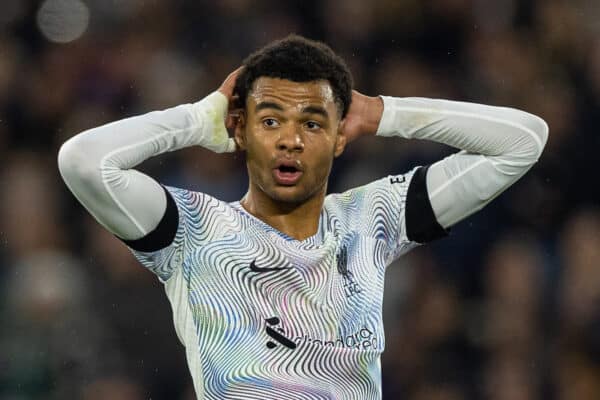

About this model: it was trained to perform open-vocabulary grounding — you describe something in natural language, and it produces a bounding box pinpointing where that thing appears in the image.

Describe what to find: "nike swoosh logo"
[249,259,290,273]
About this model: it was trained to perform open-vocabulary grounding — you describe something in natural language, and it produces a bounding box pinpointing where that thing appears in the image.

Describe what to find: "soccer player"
[58,35,548,399]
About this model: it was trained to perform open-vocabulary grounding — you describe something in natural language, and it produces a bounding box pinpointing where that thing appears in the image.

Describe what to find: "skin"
[218,68,383,240]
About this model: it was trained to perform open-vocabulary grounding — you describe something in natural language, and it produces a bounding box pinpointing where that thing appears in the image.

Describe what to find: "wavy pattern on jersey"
[129,172,421,400]
[184,192,246,248]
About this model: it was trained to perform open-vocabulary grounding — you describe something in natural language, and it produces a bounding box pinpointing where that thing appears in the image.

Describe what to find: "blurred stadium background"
[1,0,599,399]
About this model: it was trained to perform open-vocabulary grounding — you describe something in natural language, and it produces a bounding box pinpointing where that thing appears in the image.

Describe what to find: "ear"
[334,119,347,158]
[234,111,247,151]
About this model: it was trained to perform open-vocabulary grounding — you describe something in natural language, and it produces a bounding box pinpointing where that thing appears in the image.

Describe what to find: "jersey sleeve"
[122,186,191,282]
[349,165,448,263]
[376,95,548,230]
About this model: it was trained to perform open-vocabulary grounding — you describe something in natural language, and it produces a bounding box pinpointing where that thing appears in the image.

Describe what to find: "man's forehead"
[248,77,335,108]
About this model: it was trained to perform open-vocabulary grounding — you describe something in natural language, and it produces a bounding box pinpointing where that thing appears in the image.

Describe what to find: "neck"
[240,185,325,241]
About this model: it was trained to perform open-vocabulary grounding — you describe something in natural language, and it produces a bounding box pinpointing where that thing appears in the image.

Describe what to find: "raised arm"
[342,91,549,233]
[377,96,548,229]
[57,70,239,241]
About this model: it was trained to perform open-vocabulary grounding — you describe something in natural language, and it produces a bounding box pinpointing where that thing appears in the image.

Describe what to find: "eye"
[262,118,280,128]
[305,121,321,130]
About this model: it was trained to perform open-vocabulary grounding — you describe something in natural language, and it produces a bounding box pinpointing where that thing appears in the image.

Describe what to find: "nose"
[276,124,304,152]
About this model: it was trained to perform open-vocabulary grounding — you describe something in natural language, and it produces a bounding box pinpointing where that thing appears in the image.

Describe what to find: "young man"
[58,36,548,399]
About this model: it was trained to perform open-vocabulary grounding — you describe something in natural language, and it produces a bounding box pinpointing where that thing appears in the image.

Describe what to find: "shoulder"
[164,185,231,214]
[324,169,417,234]
[325,168,417,212]
[164,185,246,237]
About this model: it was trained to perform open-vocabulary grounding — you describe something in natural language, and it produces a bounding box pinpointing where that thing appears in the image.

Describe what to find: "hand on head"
[218,67,245,144]
[339,90,383,144]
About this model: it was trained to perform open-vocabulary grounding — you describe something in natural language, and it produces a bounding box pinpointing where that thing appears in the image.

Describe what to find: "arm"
[57,72,239,242]
[343,92,549,232]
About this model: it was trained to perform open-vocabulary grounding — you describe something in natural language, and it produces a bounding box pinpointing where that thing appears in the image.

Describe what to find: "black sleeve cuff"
[120,186,180,252]
[405,165,449,243]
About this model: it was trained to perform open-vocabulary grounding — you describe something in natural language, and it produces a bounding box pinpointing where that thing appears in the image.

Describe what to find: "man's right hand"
[218,67,244,137]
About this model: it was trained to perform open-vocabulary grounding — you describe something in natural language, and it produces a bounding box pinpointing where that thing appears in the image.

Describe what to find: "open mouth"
[273,163,303,185]
[278,165,298,173]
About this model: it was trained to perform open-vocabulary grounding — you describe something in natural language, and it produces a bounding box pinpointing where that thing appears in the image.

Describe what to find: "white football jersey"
[127,168,438,400]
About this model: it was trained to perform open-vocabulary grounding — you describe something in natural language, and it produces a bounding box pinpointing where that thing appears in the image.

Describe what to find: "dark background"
[1,0,599,399]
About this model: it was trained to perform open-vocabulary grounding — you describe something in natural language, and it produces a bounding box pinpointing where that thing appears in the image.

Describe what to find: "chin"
[268,186,310,205]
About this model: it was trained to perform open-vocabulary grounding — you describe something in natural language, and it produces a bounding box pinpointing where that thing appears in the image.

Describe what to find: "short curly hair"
[234,35,353,118]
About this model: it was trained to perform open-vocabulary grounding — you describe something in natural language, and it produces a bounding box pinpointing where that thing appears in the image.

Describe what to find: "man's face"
[235,77,346,205]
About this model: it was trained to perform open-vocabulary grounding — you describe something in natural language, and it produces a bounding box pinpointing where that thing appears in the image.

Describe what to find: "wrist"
[193,91,236,153]
[375,96,411,138]
[362,95,384,136]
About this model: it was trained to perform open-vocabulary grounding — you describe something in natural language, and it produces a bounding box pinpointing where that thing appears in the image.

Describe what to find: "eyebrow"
[254,102,329,119]
[255,101,284,112]
[301,106,329,119]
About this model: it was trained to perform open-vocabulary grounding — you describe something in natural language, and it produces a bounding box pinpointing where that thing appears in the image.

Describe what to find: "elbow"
[503,110,549,165]
[57,135,99,187]
[520,112,549,160]
[493,111,549,171]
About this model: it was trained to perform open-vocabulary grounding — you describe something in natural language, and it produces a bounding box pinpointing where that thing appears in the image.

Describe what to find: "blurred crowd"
[1,0,599,399]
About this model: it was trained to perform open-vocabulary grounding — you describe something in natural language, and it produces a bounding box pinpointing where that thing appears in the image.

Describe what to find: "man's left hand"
[339,90,383,143]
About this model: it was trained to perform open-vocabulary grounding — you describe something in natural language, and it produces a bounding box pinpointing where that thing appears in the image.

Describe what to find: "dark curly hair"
[234,35,353,118]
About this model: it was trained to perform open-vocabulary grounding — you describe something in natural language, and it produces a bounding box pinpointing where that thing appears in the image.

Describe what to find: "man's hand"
[339,90,383,143]
[218,67,244,137]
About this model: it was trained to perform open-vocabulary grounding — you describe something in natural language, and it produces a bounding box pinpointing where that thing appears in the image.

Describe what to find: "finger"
[224,67,243,86]
[219,66,244,98]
